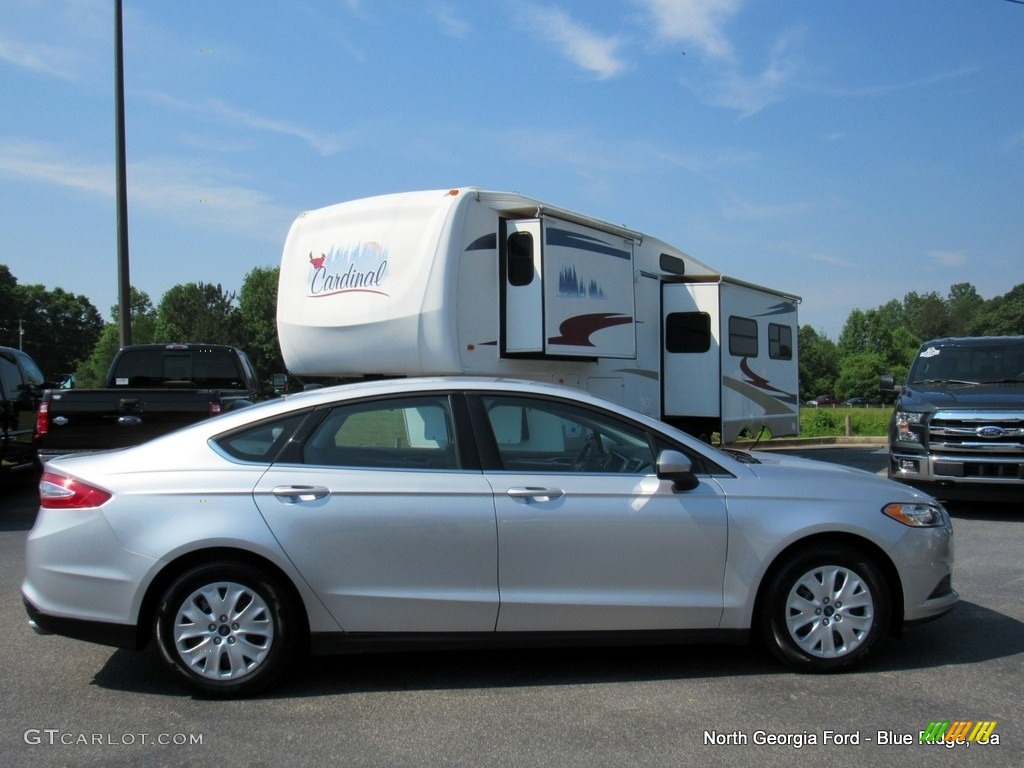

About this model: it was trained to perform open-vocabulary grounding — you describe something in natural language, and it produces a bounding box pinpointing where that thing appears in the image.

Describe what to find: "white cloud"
[633,0,742,60]
[430,3,471,39]
[145,93,355,156]
[0,139,291,240]
[522,4,626,79]
[928,250,968,268]
[0,36,84,81]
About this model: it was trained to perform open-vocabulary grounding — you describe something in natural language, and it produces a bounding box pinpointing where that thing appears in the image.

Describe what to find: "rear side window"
[216,413,306,462]
[303,396,459,470]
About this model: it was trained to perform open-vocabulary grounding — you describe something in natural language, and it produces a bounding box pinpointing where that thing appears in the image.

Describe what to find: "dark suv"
[1,346,46,478]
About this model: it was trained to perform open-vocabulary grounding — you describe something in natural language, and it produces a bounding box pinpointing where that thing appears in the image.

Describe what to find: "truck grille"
[929,410,1024,455]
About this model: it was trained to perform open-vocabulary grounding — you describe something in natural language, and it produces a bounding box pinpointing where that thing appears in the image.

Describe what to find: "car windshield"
[909,341,1024,385]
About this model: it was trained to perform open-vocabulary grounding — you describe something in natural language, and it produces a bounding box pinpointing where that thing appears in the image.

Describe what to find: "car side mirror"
[879,374,901,394]
[656,449,700,491]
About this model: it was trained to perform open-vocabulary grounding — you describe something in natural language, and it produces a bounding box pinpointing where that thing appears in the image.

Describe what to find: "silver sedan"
[23,377,956,697]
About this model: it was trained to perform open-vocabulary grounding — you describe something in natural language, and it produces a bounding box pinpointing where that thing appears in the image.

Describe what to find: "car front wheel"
[154,562,296,697]
[760,546,890,672]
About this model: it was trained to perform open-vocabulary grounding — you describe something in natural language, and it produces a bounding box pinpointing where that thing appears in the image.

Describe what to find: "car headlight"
[882,501,948,527]
[895,411,924,443]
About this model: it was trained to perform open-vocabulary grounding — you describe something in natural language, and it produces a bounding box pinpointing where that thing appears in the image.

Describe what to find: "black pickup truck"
[881,335,1024,501]
[1,346,46,477]
[36,344,264,456]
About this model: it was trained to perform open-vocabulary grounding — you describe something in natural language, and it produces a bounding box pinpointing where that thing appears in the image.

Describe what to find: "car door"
[473,394,729,632]
[252,394,499,633]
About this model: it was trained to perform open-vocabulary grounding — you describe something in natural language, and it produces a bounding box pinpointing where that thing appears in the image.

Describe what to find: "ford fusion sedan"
[23,377,957,697]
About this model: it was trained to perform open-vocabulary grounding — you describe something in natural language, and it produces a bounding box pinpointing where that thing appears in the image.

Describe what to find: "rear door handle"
[271,485,330,502]
[507,487,564,503]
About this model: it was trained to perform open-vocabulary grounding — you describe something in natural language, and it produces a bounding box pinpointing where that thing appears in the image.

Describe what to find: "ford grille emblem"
[977,426,1005,439]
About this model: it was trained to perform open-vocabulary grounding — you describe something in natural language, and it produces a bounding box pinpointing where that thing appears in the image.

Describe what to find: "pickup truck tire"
[154,562,296,697]
[759,545,890,672]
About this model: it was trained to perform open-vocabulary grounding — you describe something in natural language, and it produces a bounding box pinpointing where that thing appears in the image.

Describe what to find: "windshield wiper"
[913,378,979,386]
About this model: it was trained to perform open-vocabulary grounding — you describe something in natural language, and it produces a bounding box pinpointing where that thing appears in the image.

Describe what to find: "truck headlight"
[895,411,924,443]
[882,501,948,527]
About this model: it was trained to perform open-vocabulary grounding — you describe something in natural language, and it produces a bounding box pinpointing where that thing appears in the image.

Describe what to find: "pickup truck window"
[113,349,244,388]
[910,341,1024,384]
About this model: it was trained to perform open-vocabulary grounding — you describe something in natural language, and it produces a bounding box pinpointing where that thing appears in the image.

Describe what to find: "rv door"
[502,219,544,354]
[662,283,721,422]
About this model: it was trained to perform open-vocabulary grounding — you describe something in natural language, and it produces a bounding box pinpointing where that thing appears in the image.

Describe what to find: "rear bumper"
[23,596,141,649]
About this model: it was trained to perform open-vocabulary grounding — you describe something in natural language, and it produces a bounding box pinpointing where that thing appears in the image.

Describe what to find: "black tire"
[759,545,890,672]
[154,562,296,697]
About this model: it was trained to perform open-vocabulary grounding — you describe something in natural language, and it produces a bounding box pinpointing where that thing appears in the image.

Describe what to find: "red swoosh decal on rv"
[740,357,789,394]
[548,313,632,347]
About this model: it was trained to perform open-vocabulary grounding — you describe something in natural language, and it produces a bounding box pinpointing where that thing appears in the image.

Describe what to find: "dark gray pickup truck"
[36,344,264,456]
[1,346,46,477]
[881,335,1024,501]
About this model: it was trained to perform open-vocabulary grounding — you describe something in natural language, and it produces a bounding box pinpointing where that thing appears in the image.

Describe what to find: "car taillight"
[209,401,222,416]
[36,401,49,437]
[39,472,113,509]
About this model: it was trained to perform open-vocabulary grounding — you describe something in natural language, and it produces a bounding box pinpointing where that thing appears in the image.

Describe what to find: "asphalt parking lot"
[1,447,1021,767]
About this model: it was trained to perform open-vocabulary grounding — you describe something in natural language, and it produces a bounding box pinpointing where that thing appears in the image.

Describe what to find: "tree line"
[0,263,282,388]
[3,263,1022,397]
[800,282,1024,401]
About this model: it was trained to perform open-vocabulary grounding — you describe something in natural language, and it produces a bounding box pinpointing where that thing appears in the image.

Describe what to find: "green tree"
[797,325,839,400]
[12,283,103,378]
[0,264,19,348]
[74,288,157,387]
[154,282,242,345]
[945,283,984,337]
[902,291,947,341]
[968,284,1024,336]
[239,266,282,381]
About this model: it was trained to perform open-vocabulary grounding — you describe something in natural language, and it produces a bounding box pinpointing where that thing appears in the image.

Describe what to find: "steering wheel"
[570,431,604,472]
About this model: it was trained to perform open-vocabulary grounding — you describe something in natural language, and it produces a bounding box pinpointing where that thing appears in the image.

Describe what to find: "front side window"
[304,396,459,470]
[481,395,655,474]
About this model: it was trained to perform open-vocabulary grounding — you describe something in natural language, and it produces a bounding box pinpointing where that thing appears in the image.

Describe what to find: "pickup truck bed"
[37,343,263,456]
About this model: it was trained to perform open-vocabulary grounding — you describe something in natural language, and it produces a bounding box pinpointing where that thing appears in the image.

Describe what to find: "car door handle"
[271,485,331,502]
[506,487,564,503]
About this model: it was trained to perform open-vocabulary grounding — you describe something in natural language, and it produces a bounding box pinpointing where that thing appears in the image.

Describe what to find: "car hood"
[899,382,1024,410]
[737,450,934,501]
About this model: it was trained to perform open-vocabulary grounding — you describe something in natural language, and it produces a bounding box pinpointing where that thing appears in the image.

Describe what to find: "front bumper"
[890,449,1024,501]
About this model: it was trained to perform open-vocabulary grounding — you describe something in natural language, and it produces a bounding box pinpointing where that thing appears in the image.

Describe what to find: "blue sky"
[2,0,1022,341]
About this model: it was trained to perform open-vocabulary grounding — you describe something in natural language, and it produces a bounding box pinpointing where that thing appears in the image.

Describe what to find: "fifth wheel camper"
[277,188,800,443]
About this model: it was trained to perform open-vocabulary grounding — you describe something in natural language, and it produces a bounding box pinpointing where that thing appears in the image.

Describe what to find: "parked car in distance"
[24,377,957,698]
[806,394,840,406]
[842,397,880,407]
[1,346,46,479]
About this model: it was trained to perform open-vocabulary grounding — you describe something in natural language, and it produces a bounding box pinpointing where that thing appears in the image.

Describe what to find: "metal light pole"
[115,0,132,346]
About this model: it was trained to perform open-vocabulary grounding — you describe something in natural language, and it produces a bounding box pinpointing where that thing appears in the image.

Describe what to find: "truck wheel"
[759,546,890,672]
[155,562,296,697]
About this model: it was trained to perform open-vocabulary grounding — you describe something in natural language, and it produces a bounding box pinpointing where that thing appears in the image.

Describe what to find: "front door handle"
[271,485,330,502]
[507,487,564,503]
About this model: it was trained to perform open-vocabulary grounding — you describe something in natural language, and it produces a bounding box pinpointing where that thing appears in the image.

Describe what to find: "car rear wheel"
[155,562,296,697]
[760,546,890,672]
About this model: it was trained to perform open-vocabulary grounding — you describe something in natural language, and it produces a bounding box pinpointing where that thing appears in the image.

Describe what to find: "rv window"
[507,232,536,287]
[659,254,686,275]
[665,312,711,354]
[769,323,793,360]
[728,316,758,357]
